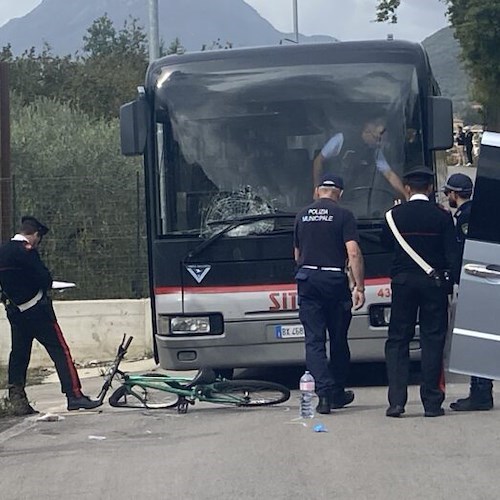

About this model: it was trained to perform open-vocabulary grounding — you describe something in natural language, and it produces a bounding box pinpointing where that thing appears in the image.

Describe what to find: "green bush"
[10,96,148,299]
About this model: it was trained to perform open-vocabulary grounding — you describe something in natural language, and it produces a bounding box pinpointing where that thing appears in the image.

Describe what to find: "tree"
[376,0,500,131]
[78,15,149,119]
[10,95,147,299]
[201,38,233,51]
[166,37,185,55]
[1,44,77,107]
[1,14,150,120]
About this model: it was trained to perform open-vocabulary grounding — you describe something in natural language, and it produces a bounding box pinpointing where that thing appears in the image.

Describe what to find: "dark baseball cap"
[402,166,434,183]
[442,173,473,193]
[21,216,50,236]
[318,172,344,190]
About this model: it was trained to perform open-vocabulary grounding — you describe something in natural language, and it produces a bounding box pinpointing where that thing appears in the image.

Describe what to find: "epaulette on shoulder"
[390,202,403,212]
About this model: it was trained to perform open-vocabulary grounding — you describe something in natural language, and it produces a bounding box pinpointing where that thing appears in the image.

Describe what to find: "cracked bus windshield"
[155,61,424,237]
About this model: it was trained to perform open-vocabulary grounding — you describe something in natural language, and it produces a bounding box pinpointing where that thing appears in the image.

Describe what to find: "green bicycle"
[98,336,291,414]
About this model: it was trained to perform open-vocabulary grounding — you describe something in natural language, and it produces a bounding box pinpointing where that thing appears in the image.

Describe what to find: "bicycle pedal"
[177,401,189,414]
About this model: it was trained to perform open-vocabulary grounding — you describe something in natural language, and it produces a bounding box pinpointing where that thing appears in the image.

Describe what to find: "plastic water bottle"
[299,371,315,418]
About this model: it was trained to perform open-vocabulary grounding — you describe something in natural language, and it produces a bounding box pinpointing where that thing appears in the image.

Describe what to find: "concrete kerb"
[42,358,158,384]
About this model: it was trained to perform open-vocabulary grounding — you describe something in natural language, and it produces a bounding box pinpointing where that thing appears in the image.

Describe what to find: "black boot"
[67,394,102,411]
[8,384,39,416]
[330,390,355,409]
[450,390,493,411]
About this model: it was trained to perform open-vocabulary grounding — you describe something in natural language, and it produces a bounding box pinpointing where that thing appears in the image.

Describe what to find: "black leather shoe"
[316,396,331,415]
[424,408,445,417]
[67,395,102,411]
[450,395,493,411]
[386,405,405,417]
[331,390,355,409]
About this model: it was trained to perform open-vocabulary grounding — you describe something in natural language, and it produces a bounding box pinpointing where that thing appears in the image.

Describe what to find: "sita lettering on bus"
[302,208,334,222]
[269,291,297,311]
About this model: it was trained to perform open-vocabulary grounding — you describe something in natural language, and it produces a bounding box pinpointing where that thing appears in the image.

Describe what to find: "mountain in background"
[0,0,470,108]
[0,0,335,55]
[422,26,470,111]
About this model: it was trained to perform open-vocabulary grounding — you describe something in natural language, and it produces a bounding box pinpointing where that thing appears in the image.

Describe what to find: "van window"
[468,144,500,244]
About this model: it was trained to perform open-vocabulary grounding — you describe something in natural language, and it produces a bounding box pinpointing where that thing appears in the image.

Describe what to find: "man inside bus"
[312,117,406,200]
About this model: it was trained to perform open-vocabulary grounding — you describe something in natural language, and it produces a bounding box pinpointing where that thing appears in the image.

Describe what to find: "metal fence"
[9,171,149,300]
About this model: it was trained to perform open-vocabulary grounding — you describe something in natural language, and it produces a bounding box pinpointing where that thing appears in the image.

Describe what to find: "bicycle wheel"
[210,380,290,406]
[108,384,180,409]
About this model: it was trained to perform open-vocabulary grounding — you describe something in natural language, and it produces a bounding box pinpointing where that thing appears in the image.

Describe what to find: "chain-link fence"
[11,171,149,300]
[6,96,150,301]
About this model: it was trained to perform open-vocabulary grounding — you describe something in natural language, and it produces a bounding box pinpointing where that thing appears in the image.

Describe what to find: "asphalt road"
[0,364,491,500]
[0,165,481,499]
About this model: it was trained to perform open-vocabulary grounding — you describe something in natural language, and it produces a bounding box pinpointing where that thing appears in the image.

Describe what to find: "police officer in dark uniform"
[294,173,365,414]
[382,167,458,417]
[442,173,494,411]
[0,216,101,415]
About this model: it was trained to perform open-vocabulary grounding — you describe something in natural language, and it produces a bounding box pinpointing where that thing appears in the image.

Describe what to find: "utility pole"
[148,0,160,62]
[148,0,167,231]
[293,0,299,43]
[0,62,12,242]
[283,0,300,44]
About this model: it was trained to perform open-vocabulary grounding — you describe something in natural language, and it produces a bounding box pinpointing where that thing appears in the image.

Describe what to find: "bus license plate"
[275,324,305,339]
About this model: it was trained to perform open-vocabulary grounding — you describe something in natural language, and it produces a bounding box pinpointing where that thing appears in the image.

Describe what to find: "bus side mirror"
[120,98,149,156]
[427,96,453,150]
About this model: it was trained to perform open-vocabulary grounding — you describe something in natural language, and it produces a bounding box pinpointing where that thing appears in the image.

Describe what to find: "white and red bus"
[120,40,453,370]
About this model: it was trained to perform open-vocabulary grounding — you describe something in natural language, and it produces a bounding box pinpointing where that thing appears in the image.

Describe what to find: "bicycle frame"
[100,335,290,413]
[120,372,258,409]
[96,334,134,404]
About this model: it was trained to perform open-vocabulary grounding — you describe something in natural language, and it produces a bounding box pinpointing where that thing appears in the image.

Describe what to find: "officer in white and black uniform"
[294,173,365,414]
[0,216,101,414]
[382,168,458,418]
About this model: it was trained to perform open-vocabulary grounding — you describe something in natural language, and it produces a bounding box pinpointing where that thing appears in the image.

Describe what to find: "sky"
[244,0,449,42]
[0,0,450,42]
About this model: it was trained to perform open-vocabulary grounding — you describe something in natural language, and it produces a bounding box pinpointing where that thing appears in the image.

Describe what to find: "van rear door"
[448,132,500,379]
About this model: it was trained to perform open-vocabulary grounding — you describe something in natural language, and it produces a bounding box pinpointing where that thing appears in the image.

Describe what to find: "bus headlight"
[369,305,391,327]
[172,316,210,334]
[157,313,224,336]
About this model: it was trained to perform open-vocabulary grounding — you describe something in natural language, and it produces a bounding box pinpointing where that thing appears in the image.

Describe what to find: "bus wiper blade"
[185,212,296,262]
[206,213,296,226]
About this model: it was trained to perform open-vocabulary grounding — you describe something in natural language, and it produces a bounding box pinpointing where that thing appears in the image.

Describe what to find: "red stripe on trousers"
[439,364,446,393]
[53,321,82,398]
